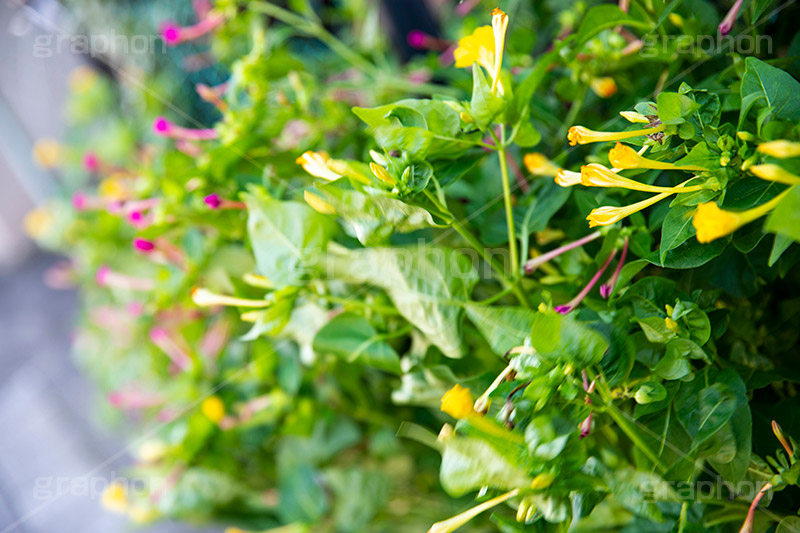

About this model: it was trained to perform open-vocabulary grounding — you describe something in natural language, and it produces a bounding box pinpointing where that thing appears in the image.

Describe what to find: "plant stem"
[320,294,400,315]
[490,127,519,277]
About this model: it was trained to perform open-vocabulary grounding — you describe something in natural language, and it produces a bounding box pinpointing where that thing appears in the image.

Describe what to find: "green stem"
[320,294,400,315]
[677,501,689,533]
[587,369,668,474]
[495,128,519,276]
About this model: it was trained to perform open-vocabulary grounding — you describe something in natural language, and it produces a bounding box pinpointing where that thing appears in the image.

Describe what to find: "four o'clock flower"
[82,151,100,172]
[406,30,449,52]
[568,123,666,146]
[619,111,651,124]
[427,488,520,533]
[191,287,271,308]
[608,142,710,171]
[589,77,618,99]
[152,116,218,141]
[204,193,246,210]
[718,0,744,36]
[524,230,602,274]
[149,327,193,372]
[133,237,188,268]
[580,164,707,193]
[554,168,582,187]
[554,248,617,314]
[304,190,337,215]
[749,164,800,185]
[96,265,156,291]
[160,10,225,46]
[523,153,559,177]
[758,140,800,159]
[692,188,791,243]
[195,82,228,111]
[453,8,509,95]
[600,236,629,298]
[296,151,342,181]
[108,386,165,409]
[586,191,672,228]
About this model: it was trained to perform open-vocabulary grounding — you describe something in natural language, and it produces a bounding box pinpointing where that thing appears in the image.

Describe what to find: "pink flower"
[133,238,155,252]
[82,151,100,172]
[407,30,427,49]
[159,11,225,46]
[152,116,218,141]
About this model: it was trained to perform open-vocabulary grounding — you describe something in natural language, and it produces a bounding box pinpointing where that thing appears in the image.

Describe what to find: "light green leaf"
[313,313,401,374]
[465,303,536,355]
[530,312,609,366]
[766,185,800,242]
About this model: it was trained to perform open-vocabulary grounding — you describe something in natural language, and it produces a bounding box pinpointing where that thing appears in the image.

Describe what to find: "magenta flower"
[719,0,744,36]
[133,238,155,253]
[160,11,225,46]
[599,237,629,299]
[82,151,100,172]
[204,193,246,210]
[150,327,193,372]
[95,265,155,291]
[525,231,602,274]
[152,116,218,141]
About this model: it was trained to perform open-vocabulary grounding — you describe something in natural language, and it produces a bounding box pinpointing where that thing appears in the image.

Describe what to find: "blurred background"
[0,1,441,531]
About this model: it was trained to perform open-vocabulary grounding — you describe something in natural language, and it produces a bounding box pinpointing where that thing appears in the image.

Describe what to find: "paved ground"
[0,254,217,533]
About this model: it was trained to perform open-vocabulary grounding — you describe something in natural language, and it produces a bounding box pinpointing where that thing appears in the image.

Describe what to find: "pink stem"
[524,231,602,274]
[600,237,629,299]
[555,248,618,314]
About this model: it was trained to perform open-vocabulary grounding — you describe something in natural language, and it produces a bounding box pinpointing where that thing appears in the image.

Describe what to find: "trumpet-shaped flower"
[369,162,397,185]
[554,168,582,187]
[600,236,628,298]
[608,142,709,171]
[757,140,800,159]
[555,248,617,314]
[428,489,520,533]
[204,193,246,210]
[581,164,705,194]
[296,151,341,181]
[568,124,665,146]
[692,189,789,243]
[453,8,508,94]
[440,384,474,419]
[160,11,225,46]
[524,231,602,274]
[523,153,559,176]
[749,164,800,185]
[587,191,673,228]
[191,287,271,308]
[101,482,129,514]
[152,117,218,141]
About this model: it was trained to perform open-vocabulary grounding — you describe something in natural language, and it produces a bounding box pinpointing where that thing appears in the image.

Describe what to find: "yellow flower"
[692,190,789,243]
[554,168,582,187]
[580,164,704,194]
[191,287,270,308]
[428,489,520,533]
[530,472,555,490]
[608,142,709,171]
[24,206,54,239]
[137,440,169,463]
[749,164,800,185]
[523,153,559,176]
[98,173,129,200]
[369,162,397,185]
[101,482,129,514]
[454,26,494,70]
[304,190,336,215]
[440,384,474,419]
[296,151,341,181]
[587,192,672,228]
[128,504,160,524]
[202,395,226,423]
[590,77,618,99]
[453,8,508,95]
[567,124,666,146]
[490,8,509,95]
[619,111,651,124]
[665,317,679,332]
[757,140,800,159]
[32,138,62,169]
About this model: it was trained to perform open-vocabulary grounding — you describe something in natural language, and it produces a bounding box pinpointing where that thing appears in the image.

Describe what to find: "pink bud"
[161,22,181,45]
[96,265,111,285]
[72,192,88,211]
[204,194,222,209]
[153,116,171,135]
[407,30,427,49]
[554,305,572,314]
[599,284,612,299]
[82,151,100,172]
[133,238,155,252]
[149,327,168,342]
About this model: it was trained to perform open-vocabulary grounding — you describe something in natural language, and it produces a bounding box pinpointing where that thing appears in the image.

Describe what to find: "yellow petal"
[523,153,558,176]
[32,138,62,169]
[202,395,226,423]
[101,482,129,514]
[757,140,800,159]
[590,77,618,99]
[440,384,474,419]
[750,164,800,185]
[554,169,582,187]
[692,202,740,243]
[297,151,341,180]
[587,192,672,227]
[568,124,665,146]
[490,8,509,94]
[304,190,336,215]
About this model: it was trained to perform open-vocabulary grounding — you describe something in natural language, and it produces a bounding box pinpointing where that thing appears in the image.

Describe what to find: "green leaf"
[573,5,650,49]
[635,382,668,404]
[311,183,434,246]
[673,142,719,170]
[693,383,738,450]
[769,233,794,266]
[323,246,478,358]
[656,92,701,125]
[646,236,728,269]
[653,346,691,380]
[313,313,401,374]
[245,189,336,289]
[660,205,696,264]
[470,66,506,130]
[465,304,536,355]
[530,312,609,366]
[708,370,752,484]
[766,185,800,242]
[439,436,531,497]
[636,316,676,344]
[739,57,800,129]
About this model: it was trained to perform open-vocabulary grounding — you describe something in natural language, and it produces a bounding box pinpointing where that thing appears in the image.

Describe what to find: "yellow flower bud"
[201,395,226,423]
[590,77,617,99]
[523,153,559,176]
[440,384,474,419]
[32,138,62,169]
[296,151,341,180]
[554,168,582,187]
[619,111,650,124]
[750,164,800,185]
[101,481,129,514]
[530,472,555,489]
[304,190,336,215]
[24,206,54,239]
[665,317,679,332]
[757,140,800,159]
[369,162,397,185]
